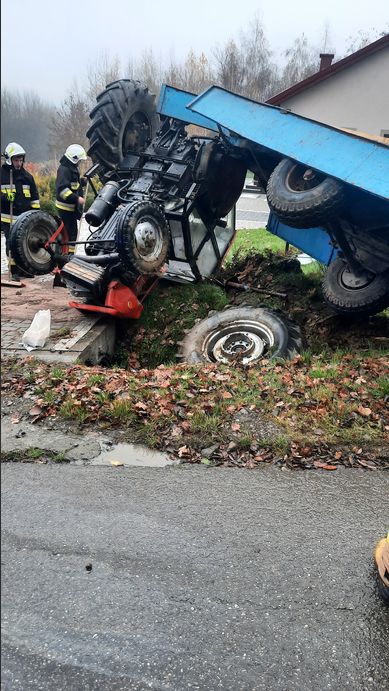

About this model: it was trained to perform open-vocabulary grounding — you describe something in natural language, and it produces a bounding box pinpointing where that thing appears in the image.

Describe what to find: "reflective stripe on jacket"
[1,163,40,222]
[55,156,82,213]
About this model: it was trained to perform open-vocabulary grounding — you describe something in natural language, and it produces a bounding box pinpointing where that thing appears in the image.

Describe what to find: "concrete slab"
[1,273,116,365]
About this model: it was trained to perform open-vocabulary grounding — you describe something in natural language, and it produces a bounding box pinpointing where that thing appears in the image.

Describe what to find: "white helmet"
[64,144,87,164]
[4,142,26,165]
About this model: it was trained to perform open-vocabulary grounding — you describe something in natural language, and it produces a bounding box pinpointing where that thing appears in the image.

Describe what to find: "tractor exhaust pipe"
[85,181,120,227]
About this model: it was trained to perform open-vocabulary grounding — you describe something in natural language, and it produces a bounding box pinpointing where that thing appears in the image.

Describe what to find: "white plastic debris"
[22,309,51,351]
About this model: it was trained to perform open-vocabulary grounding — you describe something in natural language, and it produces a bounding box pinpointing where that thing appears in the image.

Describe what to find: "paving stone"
[1,274,116,365]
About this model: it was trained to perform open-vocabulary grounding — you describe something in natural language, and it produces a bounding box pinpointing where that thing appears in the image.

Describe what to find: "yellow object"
[374,532,389,588]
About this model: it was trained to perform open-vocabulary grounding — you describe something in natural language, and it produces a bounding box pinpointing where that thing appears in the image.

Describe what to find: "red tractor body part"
[69,281,143,319]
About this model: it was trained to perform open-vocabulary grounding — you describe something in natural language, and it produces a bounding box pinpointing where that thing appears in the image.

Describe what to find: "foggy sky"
[2,0,388,104]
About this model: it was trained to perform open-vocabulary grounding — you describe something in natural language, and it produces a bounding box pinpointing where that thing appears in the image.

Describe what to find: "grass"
[1,448,69,464]
[114,281,228,368]
[1,230,387,470]
[226,228,288,258]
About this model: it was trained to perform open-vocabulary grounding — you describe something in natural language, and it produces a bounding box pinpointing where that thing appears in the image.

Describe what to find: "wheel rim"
[23,225,54,267]
[122,111,150,155]
[339,265,375,290]
[286,164,325,193]
[202,320,275,364]
[133,216,164,263]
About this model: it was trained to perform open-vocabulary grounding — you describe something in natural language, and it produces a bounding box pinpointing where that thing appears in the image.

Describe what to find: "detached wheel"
[322,258,389,316]
[10,210,59,276]
[179,307,303,365]
[86,79,159,172]
[266,157,344,228]
[115,201,170,275]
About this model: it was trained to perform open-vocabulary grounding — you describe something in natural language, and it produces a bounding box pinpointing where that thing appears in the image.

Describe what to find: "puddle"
[91,442,179,468]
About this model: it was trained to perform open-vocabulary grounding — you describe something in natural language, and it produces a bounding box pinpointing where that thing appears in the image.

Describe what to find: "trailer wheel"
[266,158,344,228]
[86,79,160,172]
[115,201,170,275]
[178,307,303,365]
[10,210,60,276]
[322,258,389,316]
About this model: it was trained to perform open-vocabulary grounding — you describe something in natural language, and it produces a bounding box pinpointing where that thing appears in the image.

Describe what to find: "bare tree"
[279,33,319,91]
[213,39,244,93]
[131,48,163,96]
[86,52,121,105]
[180,50,213,94]
[1,88,53,162]
[163,57,185,89]
[238,16,277,101]
[343,27,388,56]
[49,83,90,160]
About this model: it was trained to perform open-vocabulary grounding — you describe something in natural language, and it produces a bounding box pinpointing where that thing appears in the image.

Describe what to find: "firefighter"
[55,144,87,254]
[1,142,40,278]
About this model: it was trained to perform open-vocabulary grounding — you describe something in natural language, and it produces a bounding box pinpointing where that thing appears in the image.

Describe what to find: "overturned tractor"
[9,79,389,363]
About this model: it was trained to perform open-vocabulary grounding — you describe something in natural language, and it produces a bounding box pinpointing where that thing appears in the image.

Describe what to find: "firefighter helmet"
[4,142,26,165]
[64,144,87,164]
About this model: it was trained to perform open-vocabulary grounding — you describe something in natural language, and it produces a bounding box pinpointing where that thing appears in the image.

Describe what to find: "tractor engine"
[62,116,246,304]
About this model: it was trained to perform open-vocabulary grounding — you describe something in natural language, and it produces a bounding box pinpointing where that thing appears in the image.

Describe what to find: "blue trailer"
[157,83,389,317]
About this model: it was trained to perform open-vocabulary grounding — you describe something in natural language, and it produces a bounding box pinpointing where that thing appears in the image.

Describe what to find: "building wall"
[278,48,389,136]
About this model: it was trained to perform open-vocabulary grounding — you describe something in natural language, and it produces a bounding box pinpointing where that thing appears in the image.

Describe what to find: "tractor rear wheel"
[86,79,160,173]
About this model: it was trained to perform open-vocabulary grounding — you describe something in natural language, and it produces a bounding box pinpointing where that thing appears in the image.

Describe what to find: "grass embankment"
[1,228,388,469]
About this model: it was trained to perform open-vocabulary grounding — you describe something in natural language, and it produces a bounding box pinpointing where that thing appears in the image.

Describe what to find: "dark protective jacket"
[55,156,83,213]
[1,163,40,224]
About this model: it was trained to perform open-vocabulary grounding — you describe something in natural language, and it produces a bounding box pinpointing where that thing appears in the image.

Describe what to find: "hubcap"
[134,218,163,261]
[203,320,274,365]
[340,265,374,290]
[287,164,323,192]
[25,227,53,265]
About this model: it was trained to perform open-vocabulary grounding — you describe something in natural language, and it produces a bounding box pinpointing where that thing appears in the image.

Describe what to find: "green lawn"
[227,228,323,275]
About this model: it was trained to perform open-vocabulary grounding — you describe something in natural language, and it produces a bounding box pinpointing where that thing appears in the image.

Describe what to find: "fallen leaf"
[357,406,372,417]
[313,461,337,470]
[357,459,376,470]
[29,405,42,417]
[231,423,241,432]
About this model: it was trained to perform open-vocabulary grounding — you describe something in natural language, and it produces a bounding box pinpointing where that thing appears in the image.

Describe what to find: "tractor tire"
[322,257,389,317]
[194,141,247,220]
[10,210,59,276]
[115,200,170,275]
[86,79,160,172]
[178,306,303,365]
[266,157,344,228]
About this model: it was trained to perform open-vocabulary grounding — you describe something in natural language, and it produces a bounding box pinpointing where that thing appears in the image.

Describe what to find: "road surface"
[2,463,388,690]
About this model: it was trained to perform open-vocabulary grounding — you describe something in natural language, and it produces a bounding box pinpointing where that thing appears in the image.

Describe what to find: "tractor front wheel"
[115,201,170,275]
[10,211,61,276]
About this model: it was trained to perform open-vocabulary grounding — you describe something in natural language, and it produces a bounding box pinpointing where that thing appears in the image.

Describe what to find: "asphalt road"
[236,190,269,228]
[2,463,389,690]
